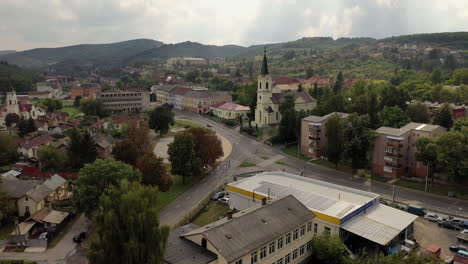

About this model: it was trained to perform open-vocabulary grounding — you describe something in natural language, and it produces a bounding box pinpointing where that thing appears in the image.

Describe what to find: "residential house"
[183,90,232,114]
[95,136,114,158]
[255,49,317,127]
[153,85,177,105]
[27,91,52,100]
[372,122,446,178]
[303,76,333,89]
[409,100,468,120]
[42,174,68,201]
[300,112,349,158]
[211,102,250,120]
[168,87,192,109]
[177,195,316,264]
[109,114,143,130]
[273,77,304,92]
[99,88,150,112]
[167,57,207,67]
[70,83,101,100]
[17,134,54,160]
[26,208,69,233]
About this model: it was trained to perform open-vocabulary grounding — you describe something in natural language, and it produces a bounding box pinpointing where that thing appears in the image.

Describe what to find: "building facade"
[99,89,150,112]
[182,90,231,114]
[36,79,62,98]
[255,49,316,127]
[211,102,250,120]
[70,83,101,100]
[372,122,446,178]
[300,112,349,158]
[0,91,46,127]
[153,85,177,105]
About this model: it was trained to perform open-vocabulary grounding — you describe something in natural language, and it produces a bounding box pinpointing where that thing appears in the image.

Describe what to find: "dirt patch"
[414,217,459,260]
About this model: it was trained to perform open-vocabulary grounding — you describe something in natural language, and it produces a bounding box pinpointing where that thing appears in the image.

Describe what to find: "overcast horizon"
[1,0,468,51]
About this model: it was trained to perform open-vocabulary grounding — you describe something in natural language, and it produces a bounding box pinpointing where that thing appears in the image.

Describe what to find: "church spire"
[260,46,269,75]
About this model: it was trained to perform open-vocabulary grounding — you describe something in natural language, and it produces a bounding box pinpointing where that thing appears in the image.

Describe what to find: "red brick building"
[70,83,101,100]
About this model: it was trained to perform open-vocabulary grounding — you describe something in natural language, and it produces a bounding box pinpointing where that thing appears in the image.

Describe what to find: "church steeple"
[260,46,269,75]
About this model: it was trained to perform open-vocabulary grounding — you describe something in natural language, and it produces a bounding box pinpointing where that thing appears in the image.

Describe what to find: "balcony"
[385,162,401,168]
[309,135,320,140]
[386,142,403,148]
[384,152,402,158]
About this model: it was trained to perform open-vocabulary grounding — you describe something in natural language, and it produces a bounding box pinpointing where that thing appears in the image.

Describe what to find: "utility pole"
[424,164,429,193]
[392,186,396,203]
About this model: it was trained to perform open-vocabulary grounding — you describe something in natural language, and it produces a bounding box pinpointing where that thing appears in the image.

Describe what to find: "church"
[255,49,317,127]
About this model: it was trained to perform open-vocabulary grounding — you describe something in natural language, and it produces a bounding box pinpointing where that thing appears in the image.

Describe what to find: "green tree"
[343,114,376,171]
[149,105,175,136]
[453,116,468,131]
[167,132,202,184]
[0,132,17,165]
[415,137,438,184]
[4,113,20,128]
[112,139,139,166]
[433,103,453,128]
[309,233,347,264]
[38,146,67,172]
[378,106,410,128]
[380,84,408,110]
[17,117,37,137]
[37,98,63,112]
[279,108,298,143]
[368,90,380,128]
[136,152,172,191]
[80,98,106,117]
[66,128,98,170]
[88,180,169,264]
[0,189,15,226]
[187,127,224,168]
[435,129,468,183]
[279,94,295,114]
[430,68,442,84]
[305,67,314,78]
[406,102,430,123]
[74,158,141,216]
[73,96,82,107]
[333,71,344,94]
[325,114,344,167]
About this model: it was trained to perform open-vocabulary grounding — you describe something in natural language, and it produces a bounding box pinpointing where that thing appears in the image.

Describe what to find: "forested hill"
[380,32,468,49]
[0,50,16,56]
[0,61,44,93]
[0,39,163,71]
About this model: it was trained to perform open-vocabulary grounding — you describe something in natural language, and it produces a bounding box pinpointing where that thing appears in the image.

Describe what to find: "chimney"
[262,197,267,206]
[227,211,233,220]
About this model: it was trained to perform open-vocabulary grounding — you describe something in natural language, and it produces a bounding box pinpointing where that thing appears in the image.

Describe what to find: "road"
[160,110,468,227]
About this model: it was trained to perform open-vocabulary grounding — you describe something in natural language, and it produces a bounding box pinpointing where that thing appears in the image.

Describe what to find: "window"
[314,223,318,234]
[284,254,291,264]
[269,242,275,254]
[384,147,392,153]
[293,229,298,240]
[277,258,283,264]
[307,222,312,232]
[300,225,305,236]
[259,83,262,89]
[285,233,291,245]
[276,111,279,120]
[324,227,331,234]
[25,197,28,201]
[266,82,269,89]
[292,249,298,260]
[235,260,243,264]
[300,245,305,255]
[277,237,283,249]
[251,251,258,264]
[307,241,312,251]
[260,246,267,259]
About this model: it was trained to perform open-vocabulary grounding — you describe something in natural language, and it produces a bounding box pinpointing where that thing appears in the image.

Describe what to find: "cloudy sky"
[1,0,468,51]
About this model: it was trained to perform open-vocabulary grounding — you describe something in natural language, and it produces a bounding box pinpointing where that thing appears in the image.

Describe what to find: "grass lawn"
[156,175,194,212]
[394,179,468,200]
[282,145,309,160]
[0,224,15,240]
[371,173,388,182]
[191,201,231,226]
[240,161,256,167]
[256,128,264,141]
[48,214,80,249]
[310,159,354,174]
[60,107,83,119]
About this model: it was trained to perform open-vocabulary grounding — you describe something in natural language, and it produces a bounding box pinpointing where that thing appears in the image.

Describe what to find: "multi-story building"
[99,89,150,112]
[167,57,207,67]
[70,83,101,100]
[409,100,468,120]
[227,171,418,255]
[300,112,349,158]
[372,122,446,178]
[209,57,225,65]
[175,195,316,264]
[167,87,192,109]
[183,90,231,114]
[211,102,250,120]
[153,85,177,105]
[36,79,62,98]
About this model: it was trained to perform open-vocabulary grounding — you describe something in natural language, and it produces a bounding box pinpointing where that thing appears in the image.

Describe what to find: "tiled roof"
[26,184,53,202]
[184,90,230,98]
[169,87,192,96]
[213,102,249,111]
[273,77,303,86]
[42,174,66,191]
[154,85,177,93]
[306,76,333,85]
[20,135,54,150]
[0,179,40,199]
[270,92,316,104]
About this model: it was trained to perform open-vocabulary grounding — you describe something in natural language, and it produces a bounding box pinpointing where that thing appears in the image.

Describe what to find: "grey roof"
[26,185,53,202]
[155,85,177,93]
[270,92,316,104]
[42,174,66,191]
[375,122,443,136]
[183,195,315,263]
[184,90,230,98]
[303,112,349,123]
[75,83,101,89]
[164,224,217,264]
[0,180,40,199]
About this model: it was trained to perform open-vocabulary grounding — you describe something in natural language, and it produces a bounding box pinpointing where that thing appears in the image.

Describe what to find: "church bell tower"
[255,47,273,126]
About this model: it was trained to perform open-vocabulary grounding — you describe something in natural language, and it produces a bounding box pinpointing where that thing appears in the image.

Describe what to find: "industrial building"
[226,171,418,254]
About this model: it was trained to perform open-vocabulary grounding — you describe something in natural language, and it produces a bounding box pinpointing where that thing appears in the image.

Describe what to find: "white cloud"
[0,0,467,50]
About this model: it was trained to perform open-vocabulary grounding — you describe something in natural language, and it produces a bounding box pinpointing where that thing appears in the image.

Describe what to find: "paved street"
[159,110,468,228]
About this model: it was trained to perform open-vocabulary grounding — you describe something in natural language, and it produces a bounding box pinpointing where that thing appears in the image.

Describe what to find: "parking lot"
[414,217,461,260]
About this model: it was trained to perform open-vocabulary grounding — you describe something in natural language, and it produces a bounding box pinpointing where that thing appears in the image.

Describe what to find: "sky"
[1,0,468,51]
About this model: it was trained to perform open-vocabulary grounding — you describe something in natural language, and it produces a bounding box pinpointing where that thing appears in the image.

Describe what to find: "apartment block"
[182,90,231,114]
[70,83,101,100]
[300,112,349,158]
[372,122,446,178]
[99,88,150,112]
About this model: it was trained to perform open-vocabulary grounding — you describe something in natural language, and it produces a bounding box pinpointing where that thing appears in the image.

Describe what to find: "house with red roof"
[0,91,46,128]
[17,134,54,160]
[211,102,250,120]
[303,76,333,88]
[272,77,304,92]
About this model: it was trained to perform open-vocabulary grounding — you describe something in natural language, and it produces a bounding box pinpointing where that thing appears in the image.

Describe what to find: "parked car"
[439,220,461,230]
[38,232,50,241]
[449,245,468,252]
[206,124,212,128]
[458,229,468,243]
[407,204,425,216]
[425,212,443,222]
[401,239,418,254]
[211,192,225,201]
[218,197,229,205]
[73,232,87,243]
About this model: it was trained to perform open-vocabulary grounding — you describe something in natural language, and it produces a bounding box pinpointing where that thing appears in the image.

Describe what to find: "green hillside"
[381,32,468,49]
[0,39,163,70]
[0,50,16,56]
[0,61,44,93]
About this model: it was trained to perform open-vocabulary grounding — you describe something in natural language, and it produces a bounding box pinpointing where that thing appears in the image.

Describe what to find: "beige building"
[372,122,446,178]
[211,102,250,120]
[300,112,349,158]
[36,79,62,98]
[180,195,316,264]
[183,90,231,114]
[99,88,150,112]
[167,57,207,67]
[17,134,54,160]
[255,49,316,127]
[153,85,177,105]
[0,91,46,128]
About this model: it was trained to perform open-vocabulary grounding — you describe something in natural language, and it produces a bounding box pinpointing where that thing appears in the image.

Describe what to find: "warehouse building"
[226,171,418,254]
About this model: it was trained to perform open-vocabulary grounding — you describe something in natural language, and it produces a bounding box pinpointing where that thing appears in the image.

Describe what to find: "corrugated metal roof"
[11,221,36,235]
[184,195,315,263]
[43,210,69,224]
[43,174,66,191]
